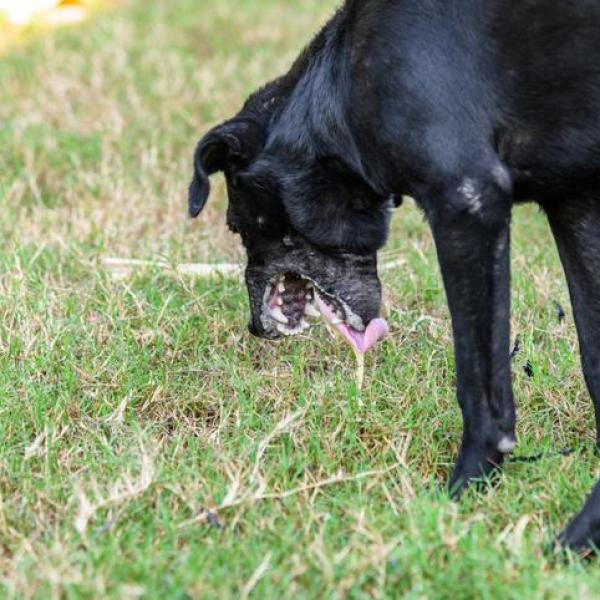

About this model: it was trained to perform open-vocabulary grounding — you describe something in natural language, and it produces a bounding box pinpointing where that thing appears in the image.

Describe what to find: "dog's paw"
[556,482,600,556]
[557,514,600,556]
[448,445,504,499]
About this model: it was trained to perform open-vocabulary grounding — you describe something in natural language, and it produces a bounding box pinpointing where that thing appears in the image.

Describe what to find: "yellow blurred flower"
[0,1,89,26]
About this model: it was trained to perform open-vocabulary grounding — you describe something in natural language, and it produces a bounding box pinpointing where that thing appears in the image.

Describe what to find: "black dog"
[189,0,600,551]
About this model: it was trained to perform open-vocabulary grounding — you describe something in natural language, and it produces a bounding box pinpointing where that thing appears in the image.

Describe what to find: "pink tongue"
[315,294,389,354]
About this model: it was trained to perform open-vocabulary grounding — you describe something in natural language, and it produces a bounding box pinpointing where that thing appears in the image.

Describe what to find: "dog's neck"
[239,4,392,196]
[264,9,377,183]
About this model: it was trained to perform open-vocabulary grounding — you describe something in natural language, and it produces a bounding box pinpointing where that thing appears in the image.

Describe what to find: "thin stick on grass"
[176,263,243,277]
[102,257,399,278]
[101,257,243,278]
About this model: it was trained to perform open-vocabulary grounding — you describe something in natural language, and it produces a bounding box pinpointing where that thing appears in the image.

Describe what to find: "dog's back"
[493,1,600,186]
[346,0,600,194]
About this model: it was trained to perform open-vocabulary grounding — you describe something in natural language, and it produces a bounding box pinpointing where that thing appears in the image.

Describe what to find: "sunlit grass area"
[0,0,599,597]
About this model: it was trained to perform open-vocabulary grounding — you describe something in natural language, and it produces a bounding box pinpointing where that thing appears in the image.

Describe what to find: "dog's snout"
[248,318,282,340]
[247,318,262,338]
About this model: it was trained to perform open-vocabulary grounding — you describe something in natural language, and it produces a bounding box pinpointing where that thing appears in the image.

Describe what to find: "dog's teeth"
[277,324,291,336]
[270,307,289,324]
[279,323,297,335]
[276,297,284,306]
[328,307,344,324]
[304,303,320,318]
[277,282,285,293]
[305,282,313,289]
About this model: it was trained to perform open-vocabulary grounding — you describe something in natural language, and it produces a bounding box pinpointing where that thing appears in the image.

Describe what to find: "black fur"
[189,0,600,552]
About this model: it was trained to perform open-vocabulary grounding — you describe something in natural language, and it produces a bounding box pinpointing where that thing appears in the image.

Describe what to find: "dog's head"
[189,113,393,348]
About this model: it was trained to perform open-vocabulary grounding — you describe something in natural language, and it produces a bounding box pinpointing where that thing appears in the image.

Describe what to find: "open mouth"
[262,273,317,336]
[261,273,389,354]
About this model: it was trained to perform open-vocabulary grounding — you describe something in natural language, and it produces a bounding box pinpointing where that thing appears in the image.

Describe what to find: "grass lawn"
[1,0,599,597]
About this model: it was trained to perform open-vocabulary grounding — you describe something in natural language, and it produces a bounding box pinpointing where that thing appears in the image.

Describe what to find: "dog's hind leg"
[545,194,600,551]
[545,196,600,446]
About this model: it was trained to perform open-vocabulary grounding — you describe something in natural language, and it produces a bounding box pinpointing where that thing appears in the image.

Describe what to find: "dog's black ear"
[188,118,265,218]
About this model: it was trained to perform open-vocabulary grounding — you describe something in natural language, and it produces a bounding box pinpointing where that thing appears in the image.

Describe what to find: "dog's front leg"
[423,176,515,496]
